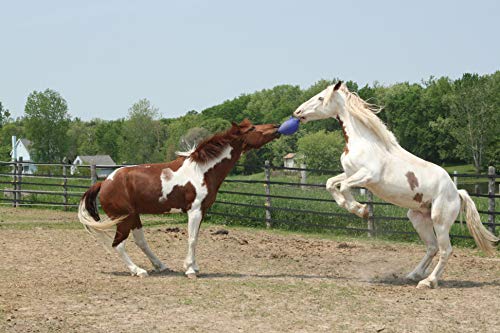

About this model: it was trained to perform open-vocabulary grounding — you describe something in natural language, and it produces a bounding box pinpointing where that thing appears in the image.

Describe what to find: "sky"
[1,0,499,120]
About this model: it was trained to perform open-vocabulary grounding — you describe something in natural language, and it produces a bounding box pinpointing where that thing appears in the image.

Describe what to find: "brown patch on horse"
[336,116,349,154]
[413,193,423,203]
[201,144,240,215]
[405,171,419,191]
[91,121,278,250]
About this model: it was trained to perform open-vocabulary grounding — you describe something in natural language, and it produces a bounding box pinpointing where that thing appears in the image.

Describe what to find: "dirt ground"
[0,207,499,333]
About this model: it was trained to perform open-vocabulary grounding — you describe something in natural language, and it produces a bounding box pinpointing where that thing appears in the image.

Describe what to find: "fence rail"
[0,159,498,241]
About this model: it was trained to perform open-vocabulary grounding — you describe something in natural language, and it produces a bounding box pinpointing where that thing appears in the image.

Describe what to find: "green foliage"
[0,119,24,160]
[119,98,165,164]
[24,89,70,162]
[0,101,11,128]
[297,130,344,170]
[1,71,498,171]
[439,73,499,171]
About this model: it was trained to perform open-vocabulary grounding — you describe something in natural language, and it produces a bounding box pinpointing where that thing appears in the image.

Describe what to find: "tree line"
[0,71,498,173]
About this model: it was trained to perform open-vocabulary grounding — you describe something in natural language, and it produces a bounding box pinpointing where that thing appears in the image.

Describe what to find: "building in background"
[71,155,116,178]
[10,138,37,174]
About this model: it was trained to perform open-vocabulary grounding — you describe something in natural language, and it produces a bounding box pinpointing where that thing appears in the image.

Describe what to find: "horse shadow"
[371,275,500,289]
[104,270,499,289]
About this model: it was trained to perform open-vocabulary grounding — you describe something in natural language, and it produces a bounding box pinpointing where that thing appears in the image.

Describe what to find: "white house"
[71,155,117,178]
[283,153,297,168]
[10,138,37,174]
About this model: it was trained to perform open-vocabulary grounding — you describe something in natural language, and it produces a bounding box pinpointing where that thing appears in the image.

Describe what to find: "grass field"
[0,163,498,249]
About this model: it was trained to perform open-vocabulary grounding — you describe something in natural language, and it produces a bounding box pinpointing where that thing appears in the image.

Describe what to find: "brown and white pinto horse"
[78,119,279,278]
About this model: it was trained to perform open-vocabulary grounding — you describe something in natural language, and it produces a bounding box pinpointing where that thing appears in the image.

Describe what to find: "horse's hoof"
[186,273,197,279]
[134,269,149,278]
[416,279,437,289]
[154,264,170,273]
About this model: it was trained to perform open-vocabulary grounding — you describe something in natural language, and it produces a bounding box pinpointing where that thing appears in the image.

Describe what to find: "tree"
[120,99,164,164]
[179,127,211,151]
[24,89,70,162]
[297,131,344,170]
[0,102,11,128]
[244,85,303,124]
[443,73,499,171]
[199,117,231,134]
[164,113,200,160]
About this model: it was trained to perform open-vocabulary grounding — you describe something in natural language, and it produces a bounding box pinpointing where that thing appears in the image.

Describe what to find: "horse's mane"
[176,125,240,164]
[340,85,399,149]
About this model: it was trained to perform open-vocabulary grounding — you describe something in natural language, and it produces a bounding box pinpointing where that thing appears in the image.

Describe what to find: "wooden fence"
[0,160,498,240]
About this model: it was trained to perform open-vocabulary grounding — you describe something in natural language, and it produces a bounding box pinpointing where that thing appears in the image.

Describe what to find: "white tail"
[458,189,499,255]
[78,200,127,230]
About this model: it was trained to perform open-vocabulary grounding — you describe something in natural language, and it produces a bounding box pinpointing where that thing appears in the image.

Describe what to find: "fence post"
[300,163,307,190]
[453,171,458,187]
[90,164,97,185]
[16,157,23,207]
[488,166,496,234]
[367,190,375,237]
[63,163,68,211]
[11,160,17,207]
[264,160,272,229]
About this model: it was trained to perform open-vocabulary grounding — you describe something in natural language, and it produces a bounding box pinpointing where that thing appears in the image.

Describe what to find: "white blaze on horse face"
[159,145,233,205]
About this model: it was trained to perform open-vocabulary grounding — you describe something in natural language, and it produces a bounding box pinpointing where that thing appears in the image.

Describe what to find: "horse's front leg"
[326,173,348,208]
[339,168,376,218]
[184,208,202,278]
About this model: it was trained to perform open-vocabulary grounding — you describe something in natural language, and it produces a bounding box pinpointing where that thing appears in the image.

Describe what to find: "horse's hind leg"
[417,195,460,289]
[132,221,169,273]
[113,215,148,277]
[407,209,438,280]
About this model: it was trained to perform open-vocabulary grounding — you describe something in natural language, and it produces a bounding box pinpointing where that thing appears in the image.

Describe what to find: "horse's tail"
[78,182,127,232]
[458,189,499,255]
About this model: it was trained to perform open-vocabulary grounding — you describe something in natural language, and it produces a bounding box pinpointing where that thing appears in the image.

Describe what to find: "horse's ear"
[239,118,253,133]
[333,81,343,91]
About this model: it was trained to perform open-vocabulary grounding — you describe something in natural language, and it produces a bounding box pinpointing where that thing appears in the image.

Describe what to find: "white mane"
[176,146,196,157]
[341,86,399,149]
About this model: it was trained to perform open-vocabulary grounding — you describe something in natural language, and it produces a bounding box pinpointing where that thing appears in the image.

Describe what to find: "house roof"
[20,139,32,148]
[75,155,116,165]
[283,153,296,159]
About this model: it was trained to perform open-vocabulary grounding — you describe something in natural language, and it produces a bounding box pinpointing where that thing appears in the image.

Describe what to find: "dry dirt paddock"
[0,207,499,333]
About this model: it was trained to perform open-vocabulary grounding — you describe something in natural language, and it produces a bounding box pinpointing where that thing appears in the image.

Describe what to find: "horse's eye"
[251,126,256,131]
[318,97,324,101]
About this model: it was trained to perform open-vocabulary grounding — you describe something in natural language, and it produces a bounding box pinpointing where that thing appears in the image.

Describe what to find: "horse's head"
[293,81,345,123]
[235,119,280,150]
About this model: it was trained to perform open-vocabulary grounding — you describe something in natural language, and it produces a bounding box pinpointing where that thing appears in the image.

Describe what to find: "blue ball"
[278,117,300,135]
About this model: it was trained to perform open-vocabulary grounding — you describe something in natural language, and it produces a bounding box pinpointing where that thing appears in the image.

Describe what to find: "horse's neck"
[337,110,390,152]
[204,142,243,188]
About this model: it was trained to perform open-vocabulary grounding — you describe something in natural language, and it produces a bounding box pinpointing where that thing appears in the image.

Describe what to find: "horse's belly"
[367,183,428,210]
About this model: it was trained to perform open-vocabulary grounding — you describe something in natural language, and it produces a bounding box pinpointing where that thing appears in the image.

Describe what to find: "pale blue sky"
[1,0,499,120]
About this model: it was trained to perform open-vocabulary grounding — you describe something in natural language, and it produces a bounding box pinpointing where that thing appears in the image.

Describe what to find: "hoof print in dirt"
[337,242,356,249]
[212,229,229,235]
[164,227,180,233]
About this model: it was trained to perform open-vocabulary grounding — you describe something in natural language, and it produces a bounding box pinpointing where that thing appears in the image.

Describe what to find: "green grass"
[205,170,498,247]
[1,164,497,249]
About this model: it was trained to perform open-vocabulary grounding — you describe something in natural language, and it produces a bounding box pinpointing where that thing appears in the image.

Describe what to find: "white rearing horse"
[293,81,498,289]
